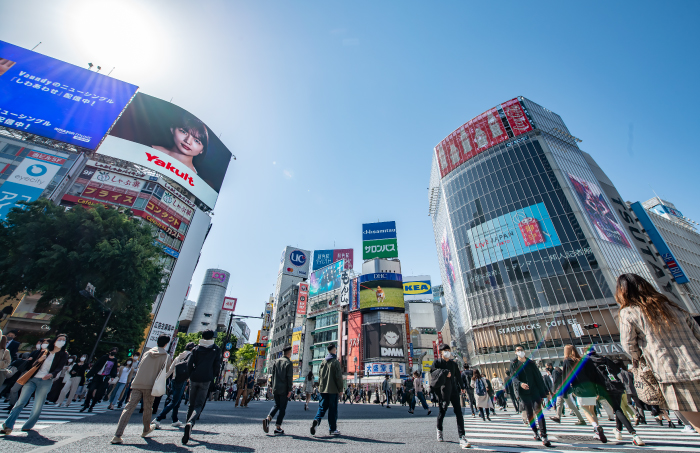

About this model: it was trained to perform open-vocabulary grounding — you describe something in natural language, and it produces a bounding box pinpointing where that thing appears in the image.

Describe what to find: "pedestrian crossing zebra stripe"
[0,401,111,429]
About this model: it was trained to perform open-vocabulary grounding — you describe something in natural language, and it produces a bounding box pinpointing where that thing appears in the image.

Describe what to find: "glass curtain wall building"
[429,97,654,377]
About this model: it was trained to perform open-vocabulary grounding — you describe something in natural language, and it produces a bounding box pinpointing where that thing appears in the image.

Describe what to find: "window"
[133,197,148,209]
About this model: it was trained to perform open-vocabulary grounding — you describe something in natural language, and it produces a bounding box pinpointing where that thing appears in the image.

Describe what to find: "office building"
[189,269,230,333]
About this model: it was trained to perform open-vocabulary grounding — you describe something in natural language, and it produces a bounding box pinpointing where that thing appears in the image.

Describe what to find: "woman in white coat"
[471,369,494,421]
[304,371,314,410]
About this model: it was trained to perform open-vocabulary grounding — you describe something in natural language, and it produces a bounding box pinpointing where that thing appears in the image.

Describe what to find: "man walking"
[234,369,248,407]
[431,344,470,449]
[381,374,391,408]
[510,345,552,447]
[182,330,221,445]
[155,342,195,427]
[461,364,476,417]
[263,345,293,435]
[82,348,119,412]
[111,335,172,444]
[310,344,342,436]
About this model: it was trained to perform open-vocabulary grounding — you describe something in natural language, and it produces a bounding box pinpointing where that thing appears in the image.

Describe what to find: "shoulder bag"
[151,359,168,397]
[17,350,48,386]
[631,356,665,407]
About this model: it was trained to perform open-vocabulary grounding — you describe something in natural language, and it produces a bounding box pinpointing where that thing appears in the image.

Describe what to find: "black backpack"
[591,356,624,395]
[174,355,190,383]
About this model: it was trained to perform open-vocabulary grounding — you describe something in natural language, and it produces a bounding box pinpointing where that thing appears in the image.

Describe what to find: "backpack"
[591,356,625,395]
[475,378,487,396]
[174,361,189,383]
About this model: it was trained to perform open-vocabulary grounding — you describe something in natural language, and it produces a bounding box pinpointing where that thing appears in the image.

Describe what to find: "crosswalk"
[459,409,700,452]
[0,401,111,430]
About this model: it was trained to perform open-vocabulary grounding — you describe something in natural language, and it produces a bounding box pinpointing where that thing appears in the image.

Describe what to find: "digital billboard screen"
[312,248,353,270]
[466,202,562,267]
[96,93,233,209]
[0,40,138,150]
[358,273,404,311]
[309,260,344,298]
[363,323,404,359]
[567,173,631,248]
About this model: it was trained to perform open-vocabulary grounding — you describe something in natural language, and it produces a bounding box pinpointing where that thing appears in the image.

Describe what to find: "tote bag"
[151,361,167,397]
[631,357,665,407]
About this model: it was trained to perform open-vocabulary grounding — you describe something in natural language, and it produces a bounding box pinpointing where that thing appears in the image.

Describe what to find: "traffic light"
[127,348,135,357]
[253,342,265,348]
[583,323,599,329]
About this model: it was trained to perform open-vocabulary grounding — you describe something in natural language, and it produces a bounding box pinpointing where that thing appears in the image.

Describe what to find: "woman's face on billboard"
[171,127,204,157]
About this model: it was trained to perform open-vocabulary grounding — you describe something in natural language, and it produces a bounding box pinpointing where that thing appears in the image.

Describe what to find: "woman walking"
[108,359,135,410]
[616,273,700,433]
[0,334,68,434]
[471,370,494,420]
[56,355,87,407]
[491,372,505,410]
[304,371,314,410]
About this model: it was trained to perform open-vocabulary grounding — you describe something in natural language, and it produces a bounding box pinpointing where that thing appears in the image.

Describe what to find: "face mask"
[127,361,132,366]
[81,356,87,361]
[55,340,66,348]
[68,359,74,363]
[41,343,49,350]
[442,351,452,359]
[516,351,526,358]
[36,344,41,350]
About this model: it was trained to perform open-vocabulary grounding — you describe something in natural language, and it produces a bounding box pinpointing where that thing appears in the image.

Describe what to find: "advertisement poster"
[441,229,456,290]
[290,327,302,361]
[0,40,138,149]
[466,202,562,267]
[309,260,344,298]
[403,278,432,301]
[313,248,353,270]
[296,282,309,315]
[280,246,311,278]
[363,238,399,260]
[567,174,631,248]
[363,323,404,359]
[358,273,404,311]
[0,151,64,220]
[97,93,233,209]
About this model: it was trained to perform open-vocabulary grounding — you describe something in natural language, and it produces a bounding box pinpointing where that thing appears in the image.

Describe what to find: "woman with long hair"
[0,334,68,434]
[471,369,494,421]
[616,273,700,434]
[151,113,209,174]
[304,371,314,410]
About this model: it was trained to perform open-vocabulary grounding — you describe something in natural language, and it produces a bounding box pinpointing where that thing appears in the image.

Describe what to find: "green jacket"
[318,354,343,394]
[270,356,293,395]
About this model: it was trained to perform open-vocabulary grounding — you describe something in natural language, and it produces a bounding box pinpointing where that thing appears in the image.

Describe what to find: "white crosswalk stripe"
[0,401,111,429]
[459,410,700,452]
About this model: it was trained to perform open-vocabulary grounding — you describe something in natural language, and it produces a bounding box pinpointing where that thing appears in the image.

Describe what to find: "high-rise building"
[189,269,230,333]
[428,97,668,377]
[404,275,442,372]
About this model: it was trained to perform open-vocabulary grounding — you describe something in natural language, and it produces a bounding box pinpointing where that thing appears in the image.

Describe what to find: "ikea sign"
[403,281,432,295]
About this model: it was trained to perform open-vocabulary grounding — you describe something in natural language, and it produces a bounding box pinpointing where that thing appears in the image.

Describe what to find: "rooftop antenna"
[31,42,42,50]
[88,63,93,70]
[107,67,115,76]
[96,66,102,73]
[169,97,173,103]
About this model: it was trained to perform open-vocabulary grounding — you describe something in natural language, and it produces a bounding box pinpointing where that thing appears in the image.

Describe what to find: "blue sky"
[2,0,699,336]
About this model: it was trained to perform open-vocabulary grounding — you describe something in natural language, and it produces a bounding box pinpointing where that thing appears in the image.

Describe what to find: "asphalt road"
[0,398,698,452]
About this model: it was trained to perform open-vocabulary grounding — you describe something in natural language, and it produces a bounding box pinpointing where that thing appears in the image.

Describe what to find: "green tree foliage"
[0,200,166,361]
[174,331,238,363]
[234,343,257,372]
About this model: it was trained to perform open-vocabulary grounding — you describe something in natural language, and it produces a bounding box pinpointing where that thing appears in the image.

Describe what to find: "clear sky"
[2,0,699,337]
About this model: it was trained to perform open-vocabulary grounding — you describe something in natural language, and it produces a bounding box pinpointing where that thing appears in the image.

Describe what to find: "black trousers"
[83,375,108,408]
[465,391,477,415]
[522,399,547,435]
[268,393,288,426]
[603,393,636,433]
[437,392,465,437]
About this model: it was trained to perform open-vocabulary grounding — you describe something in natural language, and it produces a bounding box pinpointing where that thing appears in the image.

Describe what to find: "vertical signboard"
[339,270,351,306]
[437,331,443,348]
[362,221,398,260]
[432,341,438,360]
[405,314,412,369]
[296,282,309,315]
[290,327,302,361]
[347,311,362,373]
[0,151,64,220]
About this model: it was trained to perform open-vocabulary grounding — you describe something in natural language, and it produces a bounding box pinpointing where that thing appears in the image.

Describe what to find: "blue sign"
[0,40,138,150]
[290,250,307,267]
[466,202,562,267]
[153,241,180,258]
[0,181,43,220]
[225,343,233,350]
[409,342,414,358]
[631,203,689,284]
[362,221,397,241]
[359,273,403,284]
[312,249,334,270]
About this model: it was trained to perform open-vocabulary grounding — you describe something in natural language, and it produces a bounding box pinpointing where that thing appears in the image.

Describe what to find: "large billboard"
[435,97,535,178]
[403,276,432,301]
[567,174,631,248]
[362,221,397,241]
[363,323,405,359]
[290,327,302,361]
[0,40,138,150]
[466,202,562,267]
[96,93,232,209]
[362,221,398,260]
[309,260,344,298]
[312,248,353,270]
[358,273,404,311]
[279,246,311,278]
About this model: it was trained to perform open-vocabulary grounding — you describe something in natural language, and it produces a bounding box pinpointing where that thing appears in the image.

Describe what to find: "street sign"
[225,343,233,350]
[222,297,237,312]
[223,351,231,359]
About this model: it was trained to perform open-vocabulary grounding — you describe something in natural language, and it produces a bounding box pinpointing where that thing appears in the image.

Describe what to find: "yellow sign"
[403,281,432,295]
[422,359,433,372]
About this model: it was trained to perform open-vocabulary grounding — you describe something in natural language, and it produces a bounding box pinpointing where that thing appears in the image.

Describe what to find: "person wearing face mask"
[510,345,552,447]
[430,344,469,449]
[56,355,87,407]
[2,339,46,408]
[108,358,136,410]
[46,354,75,404]
[0,334,68,434]
[81,348,119,412]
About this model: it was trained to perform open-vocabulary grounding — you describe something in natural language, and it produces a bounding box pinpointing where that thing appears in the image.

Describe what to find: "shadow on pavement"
[140,438,254,452]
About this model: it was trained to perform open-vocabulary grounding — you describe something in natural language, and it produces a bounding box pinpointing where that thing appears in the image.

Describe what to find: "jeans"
[157,381,186,422]
[416,392,429,410]
[114,388,154,437]
[314,393,338,432]
[108,382,126,406]
[186,381,210,427]
[118,382,131,406]
[268,393,289,426]
[4,377,52,430]
[522,399,547,435]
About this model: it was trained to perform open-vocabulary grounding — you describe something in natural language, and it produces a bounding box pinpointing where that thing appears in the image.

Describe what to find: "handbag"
[151,360,167,397]
[631,357,665,406]
[17,350,48,386]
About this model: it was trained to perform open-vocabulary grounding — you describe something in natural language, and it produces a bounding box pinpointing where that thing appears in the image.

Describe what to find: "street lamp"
[79,286,113,363]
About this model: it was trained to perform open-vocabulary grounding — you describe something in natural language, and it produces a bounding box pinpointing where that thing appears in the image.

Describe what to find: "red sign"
[347,311,362,373]
[519,217,545,246]
[62,194,111,208]
[436,98,534,178]
[433,341,438,360]
[82,186,136,207]
[132,209,183,240]
[28,151,66,165]
[146,199,186,230]
[222,297,237,312]
[333,249,354,270]
[437,332,443,348]
[296,282,309,315]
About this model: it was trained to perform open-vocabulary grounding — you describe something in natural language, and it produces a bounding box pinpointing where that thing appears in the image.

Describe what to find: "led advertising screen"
[309,260,345,298]
[358,272,404,311]
[363,323,405,359]
[312,248,353,270]
[0,40,138,149]
[567,173,631,248]
[466,202,562,267]
[96,93,232,209]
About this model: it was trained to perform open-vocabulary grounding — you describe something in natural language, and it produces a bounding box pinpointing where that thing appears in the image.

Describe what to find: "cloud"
[342,38,359,47]
[273,161,276,165]
[283,169,293,178]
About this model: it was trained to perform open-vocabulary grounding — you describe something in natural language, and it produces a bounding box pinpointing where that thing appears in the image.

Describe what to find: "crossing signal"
[253,343,266,348]
[127,348,135,357]
[583,323,599,329]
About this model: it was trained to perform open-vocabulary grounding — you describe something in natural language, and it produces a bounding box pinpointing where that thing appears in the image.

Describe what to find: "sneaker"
[310,420,318,436]
[683,425,695,433]
[427,410,432,415]
[437,429,444,442]
[594,426,607,443]
[0,424,11,435]
[575,420,587,425]
[408,410,414,414]
[460,435,471,449]
[182,423,192,445]
[549,416,561,424]
[263,418,269,433]
[614,428,623,440]
[542,435,552,447]
[171,421,182,428]
[533,431,542,441]
[632,434,645,446]
[329,430,341,436]
[152,419,161,430]
[110,436,122,444]
[141,423,156,438]
[274,428,284,435]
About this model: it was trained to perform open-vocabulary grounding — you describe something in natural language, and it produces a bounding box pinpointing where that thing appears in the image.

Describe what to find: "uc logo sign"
[403,281,431,294]
[26,164,48,177]
[290,250,306,267]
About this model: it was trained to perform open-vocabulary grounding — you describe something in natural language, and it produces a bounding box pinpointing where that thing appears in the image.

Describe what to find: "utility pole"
[79,283,113,363]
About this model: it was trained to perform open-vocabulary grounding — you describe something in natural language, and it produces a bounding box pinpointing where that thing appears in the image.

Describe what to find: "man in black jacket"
[431,344,469,448]
[510,345,551,447]
[263,345,293,435]
[460,364,476,417]
[182,330,221,445]
[81,348,119,412]
[5,331,19,362]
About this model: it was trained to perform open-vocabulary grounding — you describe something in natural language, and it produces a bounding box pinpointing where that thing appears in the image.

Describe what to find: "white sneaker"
[437,429,444,442]
[632,434,645,446]
[460,435,471,449]
[614,428,623,440]
[152,419,161,429]
[171,421,182,427]
[141,423,156,438]
[682,425,694,432]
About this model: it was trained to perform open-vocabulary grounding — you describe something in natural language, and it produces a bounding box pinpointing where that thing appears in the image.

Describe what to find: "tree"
[174,331,238,363]
[233,344,257,373]
[0,200,166,360]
